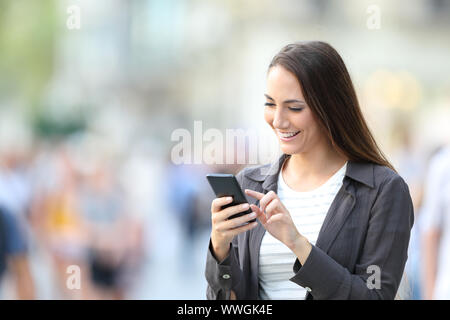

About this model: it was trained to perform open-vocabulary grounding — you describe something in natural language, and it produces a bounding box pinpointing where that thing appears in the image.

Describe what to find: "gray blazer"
[205,153,414,300]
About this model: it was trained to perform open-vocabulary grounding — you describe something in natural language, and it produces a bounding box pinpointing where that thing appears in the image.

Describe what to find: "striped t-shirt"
[258,161,347,300]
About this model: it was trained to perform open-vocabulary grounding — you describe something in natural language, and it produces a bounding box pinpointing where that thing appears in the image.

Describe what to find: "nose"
[272,107,290,129]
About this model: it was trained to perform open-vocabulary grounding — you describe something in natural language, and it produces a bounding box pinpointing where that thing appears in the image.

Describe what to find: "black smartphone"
[206,173,256,223]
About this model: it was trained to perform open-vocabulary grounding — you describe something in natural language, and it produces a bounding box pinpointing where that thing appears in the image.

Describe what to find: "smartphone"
[206,173,256,223]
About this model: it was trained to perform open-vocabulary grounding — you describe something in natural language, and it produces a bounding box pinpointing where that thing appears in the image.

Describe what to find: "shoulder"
[347,161,410,197]
[345,160,405,190]
[373,164,406,188]
[368,164,413,211]
[366,164,415,228]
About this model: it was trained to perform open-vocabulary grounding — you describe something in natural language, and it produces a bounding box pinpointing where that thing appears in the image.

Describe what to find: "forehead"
[266,65,304,99]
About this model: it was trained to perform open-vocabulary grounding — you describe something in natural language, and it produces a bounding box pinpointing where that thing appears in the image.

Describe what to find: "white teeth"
[279,131,300,138]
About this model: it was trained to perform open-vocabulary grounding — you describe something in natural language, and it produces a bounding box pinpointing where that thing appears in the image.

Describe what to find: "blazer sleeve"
[205,170,248,300]
[289,174,415,299]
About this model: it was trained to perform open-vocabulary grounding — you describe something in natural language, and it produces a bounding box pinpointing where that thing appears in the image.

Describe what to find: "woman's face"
[264,65,326,155]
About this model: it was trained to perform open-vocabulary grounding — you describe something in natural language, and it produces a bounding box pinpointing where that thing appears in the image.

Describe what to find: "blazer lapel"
[314,179,356,253]
[315,161,374,253]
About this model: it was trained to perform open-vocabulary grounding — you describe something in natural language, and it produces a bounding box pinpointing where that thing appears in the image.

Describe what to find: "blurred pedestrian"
[0,206,34,299]
[421,145,450,299]
[79,162,133,299]
[391,118,427,299]
[166,155,215,268]
[38,148,87,299]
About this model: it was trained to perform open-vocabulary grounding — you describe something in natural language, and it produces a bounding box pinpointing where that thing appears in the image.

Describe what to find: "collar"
[244,153,375,190]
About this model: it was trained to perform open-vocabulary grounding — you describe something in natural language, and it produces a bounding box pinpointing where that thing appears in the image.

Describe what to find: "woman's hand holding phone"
[210,196,258,262]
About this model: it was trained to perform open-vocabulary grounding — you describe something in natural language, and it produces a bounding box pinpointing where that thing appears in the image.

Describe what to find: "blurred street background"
[0,0,450,299]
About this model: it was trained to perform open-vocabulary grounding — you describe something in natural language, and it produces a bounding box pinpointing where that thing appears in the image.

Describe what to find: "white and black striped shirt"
[258,162,347,300]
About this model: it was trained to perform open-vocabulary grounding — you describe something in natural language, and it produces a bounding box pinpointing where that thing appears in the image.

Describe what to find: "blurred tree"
[0,0,58,113]
[33,109,86,138]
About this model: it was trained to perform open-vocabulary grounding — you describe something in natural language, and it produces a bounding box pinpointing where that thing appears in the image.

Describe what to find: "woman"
[205,41,414,300]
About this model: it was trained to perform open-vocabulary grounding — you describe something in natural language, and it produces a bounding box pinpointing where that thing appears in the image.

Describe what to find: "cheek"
[295,110,314,130]
[304,117,326,142]
[308,115,322,133]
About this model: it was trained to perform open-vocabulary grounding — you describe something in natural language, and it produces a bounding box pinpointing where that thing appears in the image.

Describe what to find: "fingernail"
[227,197,232,201]
[242,203,249,209]
[249,212,257,218]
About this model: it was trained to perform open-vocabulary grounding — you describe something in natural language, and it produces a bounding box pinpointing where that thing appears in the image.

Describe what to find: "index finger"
[245,189,265,200]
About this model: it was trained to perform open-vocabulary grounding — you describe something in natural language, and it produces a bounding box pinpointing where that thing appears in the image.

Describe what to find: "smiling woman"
[205,41,414,300]
[265,42,394,172]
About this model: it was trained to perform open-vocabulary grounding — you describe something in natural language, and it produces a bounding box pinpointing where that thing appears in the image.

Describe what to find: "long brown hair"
[269,41,395,172]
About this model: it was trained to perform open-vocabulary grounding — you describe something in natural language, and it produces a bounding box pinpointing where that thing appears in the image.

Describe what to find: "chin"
[280,145,302,155]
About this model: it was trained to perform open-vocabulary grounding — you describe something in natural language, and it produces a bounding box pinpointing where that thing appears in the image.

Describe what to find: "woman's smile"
[276,130,301,141]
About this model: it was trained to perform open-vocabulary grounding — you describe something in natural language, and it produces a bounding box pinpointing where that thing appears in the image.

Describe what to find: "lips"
[277,130,301,141]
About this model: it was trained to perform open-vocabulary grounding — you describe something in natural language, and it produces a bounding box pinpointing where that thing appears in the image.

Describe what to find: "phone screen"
[206,173,256,222]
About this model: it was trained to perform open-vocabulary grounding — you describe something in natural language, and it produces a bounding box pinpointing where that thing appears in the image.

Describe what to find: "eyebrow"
[264,94,305,104]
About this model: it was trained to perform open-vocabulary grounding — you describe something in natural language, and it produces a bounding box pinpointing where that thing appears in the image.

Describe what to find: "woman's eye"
[289,107,304,112]
[264,102,275,107]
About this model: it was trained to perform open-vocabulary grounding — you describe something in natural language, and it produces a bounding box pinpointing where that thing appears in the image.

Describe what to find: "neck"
[284,141,348,179]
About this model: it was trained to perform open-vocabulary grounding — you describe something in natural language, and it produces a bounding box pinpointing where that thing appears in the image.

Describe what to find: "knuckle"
[229,220,240,230]
[237,216,249,225]
[235,218,250,229]
[229,221,239,229]
[229,216,240,227]
[222,207,232,218]
[229,205,239,214]
[230,205,243,215]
